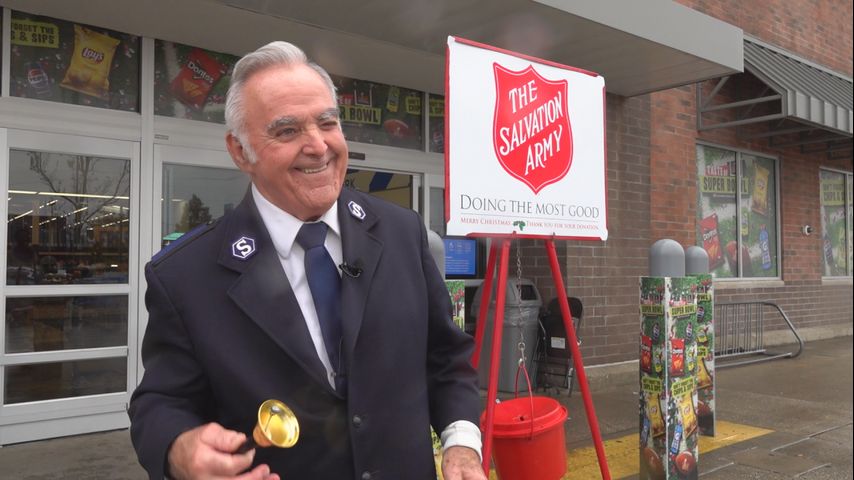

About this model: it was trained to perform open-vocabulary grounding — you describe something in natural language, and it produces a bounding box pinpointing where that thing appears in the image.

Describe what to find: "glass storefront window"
[429,94,445,154]
[331,74,424,150]
[344,168,412,209]
[4,357,126,404]
[740,154,778,278]
[6,149,131,285]
[9,11,140,112]
[5,295,128,353]
[161,164,248,248]
[160,165,413,248]
[696,145,779,278]
[820,169,853,277]
[154,40,238,123]
[429,186,446,236]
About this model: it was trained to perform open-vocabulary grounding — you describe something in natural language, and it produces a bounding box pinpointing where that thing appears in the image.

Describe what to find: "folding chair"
[535,296,583,396]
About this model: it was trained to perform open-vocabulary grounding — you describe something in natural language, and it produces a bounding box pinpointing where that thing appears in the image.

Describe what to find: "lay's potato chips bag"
[679,392,697,435]
[752,164,770,216]
[60,25,119,100]
[646,392,666,438]
[697,356,713,390]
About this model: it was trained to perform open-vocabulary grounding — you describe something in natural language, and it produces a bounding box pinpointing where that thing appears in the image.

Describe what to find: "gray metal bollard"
[427,229,445,277]
[685,246,710,275]
[649,239,685,277]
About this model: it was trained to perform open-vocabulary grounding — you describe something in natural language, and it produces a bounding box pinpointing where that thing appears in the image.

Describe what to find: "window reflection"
[4,357,126,404]
[344,169,412,209]
[161,164,248,248]
[5,295,128,353]
[6,149,130,285]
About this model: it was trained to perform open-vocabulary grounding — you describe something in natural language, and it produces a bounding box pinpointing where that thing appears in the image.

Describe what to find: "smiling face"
[226,63,348,221]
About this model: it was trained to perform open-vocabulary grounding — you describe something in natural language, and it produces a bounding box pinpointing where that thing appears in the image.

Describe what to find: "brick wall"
[650,77,853,338]
[675,0,853,76]
[515,0,852,367]
[650,0,854,342]
[519,93,652,365]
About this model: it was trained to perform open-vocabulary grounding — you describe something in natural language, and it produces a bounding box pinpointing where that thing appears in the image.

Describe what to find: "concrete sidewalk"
[0,336,851,479]
[557,335,853,479]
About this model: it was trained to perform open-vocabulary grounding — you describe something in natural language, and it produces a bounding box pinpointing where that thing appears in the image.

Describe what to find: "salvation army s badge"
[492,64,573,194]
[231,236,256,260]
[348,201,366,220]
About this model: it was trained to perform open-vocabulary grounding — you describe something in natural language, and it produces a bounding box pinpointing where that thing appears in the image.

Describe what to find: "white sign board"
[445,37,607,240]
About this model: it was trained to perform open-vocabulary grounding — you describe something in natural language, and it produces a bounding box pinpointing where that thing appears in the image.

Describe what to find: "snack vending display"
[640,276,700,480]
[693,274,715,436]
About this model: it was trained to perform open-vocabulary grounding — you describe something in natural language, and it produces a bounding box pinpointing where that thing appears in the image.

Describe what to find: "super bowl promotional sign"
[445,37,607,240]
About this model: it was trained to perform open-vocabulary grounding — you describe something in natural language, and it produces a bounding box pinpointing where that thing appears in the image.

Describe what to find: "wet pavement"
[0,336,850,479]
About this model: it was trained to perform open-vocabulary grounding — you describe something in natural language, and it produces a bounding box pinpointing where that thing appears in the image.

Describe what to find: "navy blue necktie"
[296,222,345,393]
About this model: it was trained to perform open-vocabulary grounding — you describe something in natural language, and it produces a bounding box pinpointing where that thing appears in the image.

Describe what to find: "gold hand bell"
[237,399,300,453]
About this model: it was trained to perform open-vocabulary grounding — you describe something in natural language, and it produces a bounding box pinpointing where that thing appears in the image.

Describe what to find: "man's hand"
[168,423,280,480]
[442,446,487,480]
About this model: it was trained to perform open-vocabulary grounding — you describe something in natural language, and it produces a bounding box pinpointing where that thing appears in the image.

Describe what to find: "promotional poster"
[640,276,700,480]
[330,74,424,151]
[154,41,238,123]
[445,37,606,240]
[693,274,715,436]
[696,145,778,278]
[10,11,140,111]
[819,170,853,276]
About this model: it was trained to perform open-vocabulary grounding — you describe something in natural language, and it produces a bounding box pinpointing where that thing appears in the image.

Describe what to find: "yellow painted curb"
[483,420,772,479]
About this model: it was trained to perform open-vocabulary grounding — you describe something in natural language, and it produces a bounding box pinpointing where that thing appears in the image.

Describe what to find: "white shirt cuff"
[440,420,483,462]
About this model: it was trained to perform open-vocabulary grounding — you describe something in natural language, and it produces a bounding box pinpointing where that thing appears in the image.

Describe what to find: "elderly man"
[129,41,485,480]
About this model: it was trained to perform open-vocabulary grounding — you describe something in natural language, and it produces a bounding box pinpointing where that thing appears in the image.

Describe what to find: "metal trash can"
[471,278,543,393]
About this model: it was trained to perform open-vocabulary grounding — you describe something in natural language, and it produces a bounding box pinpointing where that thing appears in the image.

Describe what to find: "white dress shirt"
[251,185,482,459]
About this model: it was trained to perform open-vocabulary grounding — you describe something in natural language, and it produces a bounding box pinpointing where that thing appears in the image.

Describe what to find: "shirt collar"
[251,184,340,259]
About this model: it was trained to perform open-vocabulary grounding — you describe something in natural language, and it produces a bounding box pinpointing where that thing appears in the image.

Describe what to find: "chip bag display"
[697,357,713,390]
[646,392,666,438]
[641,335,653,373]
[670,338,685,376]
[752,163,770,216]
[60,25,120,100]
[170,48,226,109]
[700,213,724,269]
[678,393,697,435]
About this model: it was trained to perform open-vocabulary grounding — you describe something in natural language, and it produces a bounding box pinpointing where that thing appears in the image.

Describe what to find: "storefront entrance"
[1,129,140,445]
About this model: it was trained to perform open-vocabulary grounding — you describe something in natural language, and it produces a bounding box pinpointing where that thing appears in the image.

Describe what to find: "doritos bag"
[170,48,225,109]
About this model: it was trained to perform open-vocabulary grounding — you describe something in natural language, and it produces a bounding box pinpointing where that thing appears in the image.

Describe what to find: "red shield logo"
[493,64,573,194]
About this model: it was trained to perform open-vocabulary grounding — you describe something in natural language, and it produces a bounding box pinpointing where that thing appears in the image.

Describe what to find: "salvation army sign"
[493,64,572,194]
[446,37,607,240]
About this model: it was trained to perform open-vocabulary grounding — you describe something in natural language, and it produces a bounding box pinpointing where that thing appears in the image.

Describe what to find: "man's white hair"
[225,41,338,162]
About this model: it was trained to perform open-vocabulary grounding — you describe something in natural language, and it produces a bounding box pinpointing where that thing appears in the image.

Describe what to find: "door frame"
[0,128,141,445]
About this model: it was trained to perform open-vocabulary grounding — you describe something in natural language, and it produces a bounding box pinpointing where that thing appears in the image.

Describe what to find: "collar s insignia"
[348,201,366,221]
[231,236,257,260]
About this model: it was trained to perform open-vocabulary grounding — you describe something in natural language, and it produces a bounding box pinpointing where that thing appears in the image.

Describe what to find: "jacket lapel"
[218,192,333,393]
[337,189,383,362]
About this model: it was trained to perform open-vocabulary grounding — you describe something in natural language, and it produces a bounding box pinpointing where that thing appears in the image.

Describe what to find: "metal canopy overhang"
[0,0,743,97]
[745,38,853,137]
[698,38,853,158]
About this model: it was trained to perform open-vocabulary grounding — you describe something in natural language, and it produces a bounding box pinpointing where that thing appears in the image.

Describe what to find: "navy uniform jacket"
[129,187,480,479]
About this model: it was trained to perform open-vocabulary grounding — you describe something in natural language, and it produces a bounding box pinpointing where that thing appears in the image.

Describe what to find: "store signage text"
[699,175,750,195]
[821,178,845,206]
[11,19,59,48]
[341,105,382,125]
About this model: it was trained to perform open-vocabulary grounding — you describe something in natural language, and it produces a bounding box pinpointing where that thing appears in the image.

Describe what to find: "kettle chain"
[516,240,526,366]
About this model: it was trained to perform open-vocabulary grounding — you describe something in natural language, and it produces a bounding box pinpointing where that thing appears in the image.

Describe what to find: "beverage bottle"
[26,62,52,98]
[823,233,835,271]
[759,224,772,270]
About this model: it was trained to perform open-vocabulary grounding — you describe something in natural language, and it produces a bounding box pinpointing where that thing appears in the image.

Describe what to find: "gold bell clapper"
[237,399,300,453]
